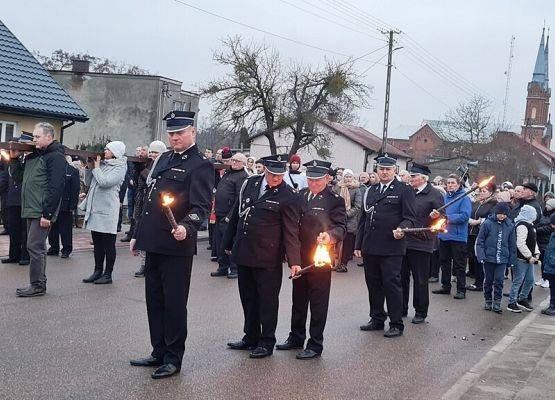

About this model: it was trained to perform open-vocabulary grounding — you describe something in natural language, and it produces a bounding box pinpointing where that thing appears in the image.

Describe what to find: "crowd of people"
[1,116,554,380]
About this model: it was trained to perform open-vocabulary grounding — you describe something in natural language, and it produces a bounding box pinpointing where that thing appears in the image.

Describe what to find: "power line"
[358,54,388,76]
[394,65,450,107]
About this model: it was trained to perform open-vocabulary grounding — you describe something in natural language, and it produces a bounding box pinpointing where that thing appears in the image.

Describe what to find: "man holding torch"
[129,110,214,379]
[276,160,346,359]
[355,154,417,338]
[401,163,444,324]
[223,154,301,359]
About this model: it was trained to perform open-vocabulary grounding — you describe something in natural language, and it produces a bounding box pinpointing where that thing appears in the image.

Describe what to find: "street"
[0,246,548,400]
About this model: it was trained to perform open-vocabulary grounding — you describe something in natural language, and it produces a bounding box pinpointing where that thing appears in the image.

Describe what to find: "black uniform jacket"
[406,182,444,253]
[60,165,80,212]
[214,168,248,219]
[355,180,417,256]
[134,145,214,257]
[222,175,302,269]
[298,187,346,267]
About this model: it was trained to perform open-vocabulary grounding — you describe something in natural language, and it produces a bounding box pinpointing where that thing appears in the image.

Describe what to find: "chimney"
[71,59,90,74]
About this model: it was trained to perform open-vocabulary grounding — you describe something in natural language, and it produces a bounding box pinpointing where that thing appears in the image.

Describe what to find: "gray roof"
[0,20,88,122]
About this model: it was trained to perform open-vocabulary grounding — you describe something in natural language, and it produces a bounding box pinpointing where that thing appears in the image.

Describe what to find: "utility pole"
[502,35,515,129]
[381,29,401,153]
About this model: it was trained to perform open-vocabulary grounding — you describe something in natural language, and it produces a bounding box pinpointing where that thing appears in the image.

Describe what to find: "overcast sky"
[3,0,553,143]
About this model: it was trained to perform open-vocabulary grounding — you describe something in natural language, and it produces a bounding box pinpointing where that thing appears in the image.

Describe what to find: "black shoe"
[296,349,321,360]
[1,257,19,264]
[46,249,59,256]
[492,303,502,314]
[210,256,218,262]
[453,292,466,300]
[134,266,145,278]
[18,259,30,266]
[16,285,46,297]
[60,253,70,259]
[357,262,364,267]
[227,340,256,350]
[432,288,450,295]
[507,303,521,313]
[384,327,403,338]
[466,284,483,292]
[249,346,272,358]
[227,271,238,279]
[206,245,212,250]
[335,265,348,273]
[130,356,163,367]
[0,229,8,235]
[517,300,533,312]
[541,306,555,316]
[428,277,439,283]
[94,274,112,285]
[83,270,103,283]
[275,340,303,350]
[120,235,132,243]
[151,363,179,379]
[411,315,426,324]
[360,320,384,331]
[503,292,510,297]
[210,269,228,277]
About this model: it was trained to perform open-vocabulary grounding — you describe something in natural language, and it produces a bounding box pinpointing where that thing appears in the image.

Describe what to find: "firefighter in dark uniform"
[223,154,301,359]
[129,111,214,379]
[276,160,346,359]
[354,154,417,338]
[401,163,444,324]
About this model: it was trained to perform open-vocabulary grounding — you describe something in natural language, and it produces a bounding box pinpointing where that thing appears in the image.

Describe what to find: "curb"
[441,297,550,400]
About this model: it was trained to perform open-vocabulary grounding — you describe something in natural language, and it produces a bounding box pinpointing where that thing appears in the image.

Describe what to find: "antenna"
[502,35,515,130]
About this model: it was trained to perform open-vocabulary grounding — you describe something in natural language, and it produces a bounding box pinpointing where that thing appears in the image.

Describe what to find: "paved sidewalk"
[443,298,555,400]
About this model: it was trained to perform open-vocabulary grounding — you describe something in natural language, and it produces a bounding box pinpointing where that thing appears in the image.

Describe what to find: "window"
[531,107,537,120]
[173,101,183,111]
[0,120,18,142]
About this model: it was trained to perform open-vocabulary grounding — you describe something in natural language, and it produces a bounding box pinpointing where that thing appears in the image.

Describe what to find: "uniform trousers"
[401,249,431,317]
[145,252,193,369]
[288,270,332,354]
[363,254,404,330]
[7,206,28,261]
[238,264,282,349]
[214,218,236,274]
[48,210,73,255]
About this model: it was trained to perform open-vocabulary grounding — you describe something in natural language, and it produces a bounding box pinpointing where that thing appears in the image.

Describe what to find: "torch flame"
[313,244,332,267]
[478,176,495,188]
[430,218,447,232]
[161,194,175,207]
[0,149,10,161]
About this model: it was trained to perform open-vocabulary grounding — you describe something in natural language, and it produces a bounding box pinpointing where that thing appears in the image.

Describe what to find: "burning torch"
[161,193,178,232]
[436,176,495,213]
[0,149,11,161]
[400,218,447,234]
[289,244,332,279]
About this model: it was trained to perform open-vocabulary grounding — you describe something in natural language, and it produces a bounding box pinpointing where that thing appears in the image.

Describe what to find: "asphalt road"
[0,247,548,400]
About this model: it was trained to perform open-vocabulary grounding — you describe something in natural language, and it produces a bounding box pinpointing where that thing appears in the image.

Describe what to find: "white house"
[249,119,410,174]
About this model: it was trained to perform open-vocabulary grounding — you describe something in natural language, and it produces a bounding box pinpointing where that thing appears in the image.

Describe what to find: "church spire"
[545,29,549,87]
[532,28,548,89]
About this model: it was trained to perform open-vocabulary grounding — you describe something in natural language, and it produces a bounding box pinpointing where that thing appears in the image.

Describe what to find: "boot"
[83,269,103,283]
[16,284,46,297]
[492,302,502,314]
[541,306,555,316]
[134,264,145,278]
[484,300,492,311]
[94,273,113,284]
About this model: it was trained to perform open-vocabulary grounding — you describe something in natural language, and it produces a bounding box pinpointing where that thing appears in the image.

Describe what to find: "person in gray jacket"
[334,169,361,272]
[80,141,127,284]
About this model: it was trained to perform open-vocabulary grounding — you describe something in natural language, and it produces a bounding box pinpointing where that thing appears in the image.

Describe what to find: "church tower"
[521,28,551,148]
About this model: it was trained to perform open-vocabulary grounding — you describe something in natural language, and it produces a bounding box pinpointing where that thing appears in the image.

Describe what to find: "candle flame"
[161,194,175,207]
[0,149,10,161]
[478,176,495,188]
[430,218,447,232]
[313,244,332,267]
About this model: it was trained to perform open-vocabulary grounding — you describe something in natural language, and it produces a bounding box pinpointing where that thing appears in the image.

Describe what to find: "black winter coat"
[214,168,248,219]
[406,183,444,253]
[468,197,498,236]
[60,165,80,211]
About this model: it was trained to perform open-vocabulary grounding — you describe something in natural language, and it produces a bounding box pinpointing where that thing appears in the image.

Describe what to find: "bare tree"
[34,49,149,75]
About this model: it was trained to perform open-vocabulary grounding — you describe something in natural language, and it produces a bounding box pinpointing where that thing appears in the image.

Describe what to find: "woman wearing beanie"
[507,205,540,313]
[285,154,308,191]
[475,202,516,313]
[80,141,127,284]
[132,141,167,277]
[334,169,361,273]
[541,214,555,315]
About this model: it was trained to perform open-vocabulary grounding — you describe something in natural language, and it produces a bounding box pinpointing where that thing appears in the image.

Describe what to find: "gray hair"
[35,122,56,137]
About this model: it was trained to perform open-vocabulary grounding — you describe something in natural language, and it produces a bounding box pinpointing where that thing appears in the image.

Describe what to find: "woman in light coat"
[80,141,127,284]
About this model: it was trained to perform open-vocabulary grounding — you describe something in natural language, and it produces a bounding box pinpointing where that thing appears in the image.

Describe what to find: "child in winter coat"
[541,213,555,315]
[475,202,516,313]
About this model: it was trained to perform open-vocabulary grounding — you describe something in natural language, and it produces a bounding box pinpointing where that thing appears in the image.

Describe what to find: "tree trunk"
[265,133,277,155]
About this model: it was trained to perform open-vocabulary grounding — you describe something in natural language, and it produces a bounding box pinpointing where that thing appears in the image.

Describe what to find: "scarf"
[338,179,359,211]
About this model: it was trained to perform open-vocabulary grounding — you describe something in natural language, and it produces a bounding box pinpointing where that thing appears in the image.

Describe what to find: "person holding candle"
[129,111,214,379]
[276,159,346,359]
[354,153,417,338]
[223,154,301,359]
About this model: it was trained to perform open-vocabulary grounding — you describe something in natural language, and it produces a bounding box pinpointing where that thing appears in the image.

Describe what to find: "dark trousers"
[145,252,192,368]
[289,270,332,353]
[439,240,467,293]
[430,249,440,278]
[214,218,236,273]
[401,249,431,318]
[548,276,555,307]
[91,231,116,274]
[339,232,355,265]
[483,262,505,302]
[363,254,404,330]
[48,210,73,255]
[1,193,8,230]
[467,235,484,287]
[7,206,28,261]
[127,187,136,219]
[238,265,283,349]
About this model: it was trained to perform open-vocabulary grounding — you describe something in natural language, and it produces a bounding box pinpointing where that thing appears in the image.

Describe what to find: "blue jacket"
[544,232,555,276]
[475,215,517,266]
[438,187,472,243]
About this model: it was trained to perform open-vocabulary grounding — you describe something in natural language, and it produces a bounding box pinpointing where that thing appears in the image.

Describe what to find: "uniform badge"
[171,112,175,118]
[312,161,317,166]
[188,213,199,221]
[246,198,250,203]
[182,154,188,159]
[277,155,282,161]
